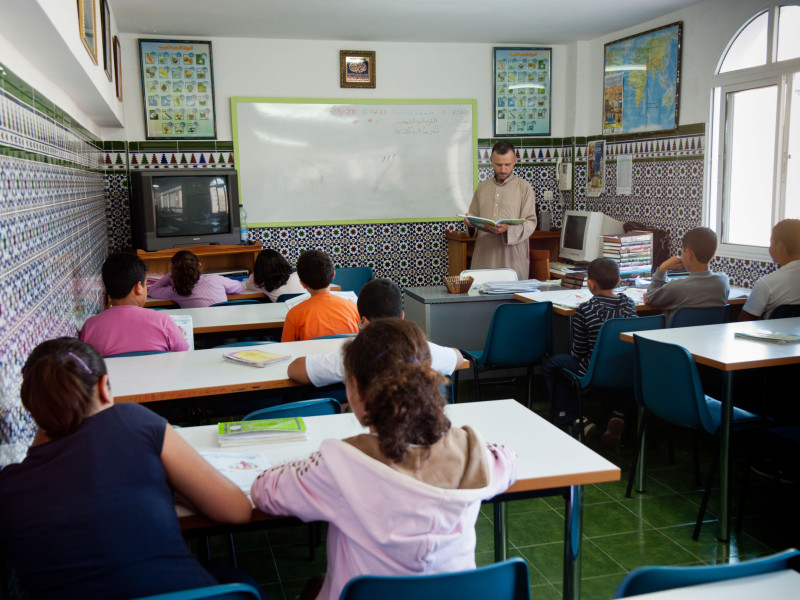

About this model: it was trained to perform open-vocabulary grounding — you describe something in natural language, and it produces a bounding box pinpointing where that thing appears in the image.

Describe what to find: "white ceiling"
[108,0,705,44]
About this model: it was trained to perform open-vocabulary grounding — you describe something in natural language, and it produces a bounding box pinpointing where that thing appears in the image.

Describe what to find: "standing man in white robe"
[464,141,537,280]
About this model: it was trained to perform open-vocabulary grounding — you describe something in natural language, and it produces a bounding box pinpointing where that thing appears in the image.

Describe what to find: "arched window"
[707,4,800,260]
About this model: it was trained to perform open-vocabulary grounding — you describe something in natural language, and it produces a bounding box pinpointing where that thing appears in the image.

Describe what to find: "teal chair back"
[210,299,261,307]
[332,266,374,294]
[613,548,800,597]
[277,293,304,303]
[473,302,553,368]
[312,333,357,340]
[243,398,341,421]
[133,583,262,599]
[769,303,800,319]
[667,304,730,328]
[106,350,169,358]
[576,315,665,389]
[340,557,530,600]
[633,335,718,434]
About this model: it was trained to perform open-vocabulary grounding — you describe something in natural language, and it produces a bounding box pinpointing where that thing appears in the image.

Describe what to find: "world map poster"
[603,22,681,136]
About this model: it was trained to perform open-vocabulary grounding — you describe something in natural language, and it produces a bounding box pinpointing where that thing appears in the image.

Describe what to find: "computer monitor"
[559,210,626,263]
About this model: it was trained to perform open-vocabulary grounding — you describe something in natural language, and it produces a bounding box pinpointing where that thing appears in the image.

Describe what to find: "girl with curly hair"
[244,249,304,302]
[148,250,244,308]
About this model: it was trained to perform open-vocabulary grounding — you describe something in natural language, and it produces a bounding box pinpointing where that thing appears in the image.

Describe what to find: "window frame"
[705,4,800,261]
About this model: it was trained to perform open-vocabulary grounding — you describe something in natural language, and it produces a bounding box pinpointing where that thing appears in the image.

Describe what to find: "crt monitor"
[559,210,625,263]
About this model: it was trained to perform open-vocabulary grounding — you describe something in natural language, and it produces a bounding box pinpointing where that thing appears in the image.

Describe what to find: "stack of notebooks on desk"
[561,271,588,289]
[603,232,653,285]
[218,417,308,447]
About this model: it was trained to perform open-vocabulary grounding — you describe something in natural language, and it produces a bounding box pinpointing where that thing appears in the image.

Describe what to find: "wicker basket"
[442,275,474,294]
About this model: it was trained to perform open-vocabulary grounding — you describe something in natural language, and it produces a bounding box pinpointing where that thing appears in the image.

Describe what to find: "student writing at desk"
[149,249,245,308]
[79,252,188,357]
[252,319,518,600]
[740,218,800,320]
[281,249,360,342]
[463,141,537,280]
[287,278,463,385]
[0,338,260,599]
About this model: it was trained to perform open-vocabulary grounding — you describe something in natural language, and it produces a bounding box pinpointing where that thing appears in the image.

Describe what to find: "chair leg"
[228,533,238,568]
[525,366,533,409]
[452,368,460,403]
[626,413,647,498]
[472,367,481,402]
[736,457,751,535]
[693,446,720,541]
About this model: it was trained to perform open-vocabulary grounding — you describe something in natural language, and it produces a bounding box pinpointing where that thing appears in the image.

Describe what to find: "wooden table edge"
[115,378,302,403]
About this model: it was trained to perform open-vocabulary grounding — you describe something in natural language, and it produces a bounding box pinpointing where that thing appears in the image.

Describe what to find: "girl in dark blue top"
[0,338,254,599]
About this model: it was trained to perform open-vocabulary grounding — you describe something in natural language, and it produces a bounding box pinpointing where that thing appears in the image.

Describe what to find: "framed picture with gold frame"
[101,0,112,81]
[340,50,376,88]
[78,0,97,65]
[113,36,123,101]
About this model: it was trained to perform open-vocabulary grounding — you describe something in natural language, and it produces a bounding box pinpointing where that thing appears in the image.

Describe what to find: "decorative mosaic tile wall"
[104,130,772,288]
[0,64,107,466]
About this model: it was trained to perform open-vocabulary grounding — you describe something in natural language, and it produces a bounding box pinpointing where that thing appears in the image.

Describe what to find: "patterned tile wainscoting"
[105,130,772,289]
[0,63,107,466]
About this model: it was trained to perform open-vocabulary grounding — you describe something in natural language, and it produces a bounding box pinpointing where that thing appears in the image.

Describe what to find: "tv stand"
[136,244,262,275]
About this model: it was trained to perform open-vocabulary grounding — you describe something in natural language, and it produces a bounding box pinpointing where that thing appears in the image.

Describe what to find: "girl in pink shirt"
[148,250,244,308]
[250,319,518,600]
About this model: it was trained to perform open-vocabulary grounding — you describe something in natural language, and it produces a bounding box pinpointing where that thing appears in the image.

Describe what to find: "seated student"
[251,319,518,600]
[645,226,730,321]
[541,258,638,447]
[0,338,259,600]
[287,278,462,386]
[148,250,244,308]
[79,252,189,357]
[740,218,800,320]
[280,249,360,342]
[245,248,305,302]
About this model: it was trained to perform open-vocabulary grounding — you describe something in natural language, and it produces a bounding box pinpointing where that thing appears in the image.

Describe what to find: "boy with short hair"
[740,218,800,320]
[287,278,463,385]
[79,253,189,357]
[542,258,638,447]
[645,226,729,321]
[281,250,360,342]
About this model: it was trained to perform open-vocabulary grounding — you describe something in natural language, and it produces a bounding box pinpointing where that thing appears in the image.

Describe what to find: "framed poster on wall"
[603,22,682,136]
[493,47,551,137]
[138,39,217,140]
[586,139,605,197]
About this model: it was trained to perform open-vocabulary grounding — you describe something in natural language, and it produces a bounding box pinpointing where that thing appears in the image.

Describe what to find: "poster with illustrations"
[139,39,217,140]
[493,47,551,136]
[586,140,605,197]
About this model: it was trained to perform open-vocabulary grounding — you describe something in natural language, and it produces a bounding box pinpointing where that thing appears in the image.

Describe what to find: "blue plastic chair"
[458,302,553,406]
[626,335,762,539]
[214,341,276,348]
[340,557,530,600]
[210,299,261,307]
[332,266,374,294]
[106,350,169,358]
[311,333,358,340]
[276,293,304,303]
[558,315,665,441]
[242,398,342,421]
[613,548,800,597]
[667,304,731,328]
[133,583,262,599]
[769,303,800,319]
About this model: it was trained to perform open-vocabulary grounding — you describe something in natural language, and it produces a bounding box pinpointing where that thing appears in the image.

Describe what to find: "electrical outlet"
[543,190,553,201]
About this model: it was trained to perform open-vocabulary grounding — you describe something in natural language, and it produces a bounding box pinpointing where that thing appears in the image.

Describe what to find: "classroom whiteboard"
[231,98,477,226]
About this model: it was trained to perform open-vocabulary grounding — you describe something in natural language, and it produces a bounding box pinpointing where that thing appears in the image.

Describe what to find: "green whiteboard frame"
[231,97,478,227]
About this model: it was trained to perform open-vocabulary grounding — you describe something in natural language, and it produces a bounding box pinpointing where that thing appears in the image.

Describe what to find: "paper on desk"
[476,279,543,294]
[284,290,359,308]
[200,451,271,491]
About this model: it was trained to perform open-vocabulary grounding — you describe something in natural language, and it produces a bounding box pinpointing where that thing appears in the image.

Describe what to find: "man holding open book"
[463,141,537,279]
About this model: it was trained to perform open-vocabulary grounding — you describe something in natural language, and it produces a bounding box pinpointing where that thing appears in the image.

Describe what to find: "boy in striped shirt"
[542,258,638,447]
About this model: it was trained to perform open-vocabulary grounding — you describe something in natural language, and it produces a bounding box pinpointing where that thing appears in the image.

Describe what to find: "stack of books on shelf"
[561,270,588,289]
[603,232,653,285]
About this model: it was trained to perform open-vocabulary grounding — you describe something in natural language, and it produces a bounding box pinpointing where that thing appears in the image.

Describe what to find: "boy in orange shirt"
[280,250,360,342]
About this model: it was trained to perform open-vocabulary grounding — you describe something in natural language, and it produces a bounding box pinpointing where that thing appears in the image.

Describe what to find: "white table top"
[620,317,800,371]
[107,338,346,403]
[624,569,800,599]
[178,399,620,500]
[170,302,289,333]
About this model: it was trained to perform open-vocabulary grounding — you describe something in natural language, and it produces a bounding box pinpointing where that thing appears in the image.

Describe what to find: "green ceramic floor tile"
[232,529,270,551]
[604,472,674,500]
[236,548,280,585]
[507,507,566,546]
[527,583,563,600]
[272,542,329,584]
[475,513,495,554]
[266,524,317,547]
[579,502,652,538]
[590,530,702,571]
[658,523,773,564]
[507,496,553,514]
[518,539,625,584]
[579,574,628,600]
[619,493,705,529]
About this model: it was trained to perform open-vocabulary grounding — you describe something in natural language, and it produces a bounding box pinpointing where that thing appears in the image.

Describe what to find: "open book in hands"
[459,214,526,228]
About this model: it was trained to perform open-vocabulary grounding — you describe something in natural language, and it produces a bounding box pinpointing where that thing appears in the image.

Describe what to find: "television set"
[559,210,626,264]
[130,169,241,251]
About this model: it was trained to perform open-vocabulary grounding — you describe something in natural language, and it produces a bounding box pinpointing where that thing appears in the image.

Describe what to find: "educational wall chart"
[139,39,217,140]
[493,47,551,136]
